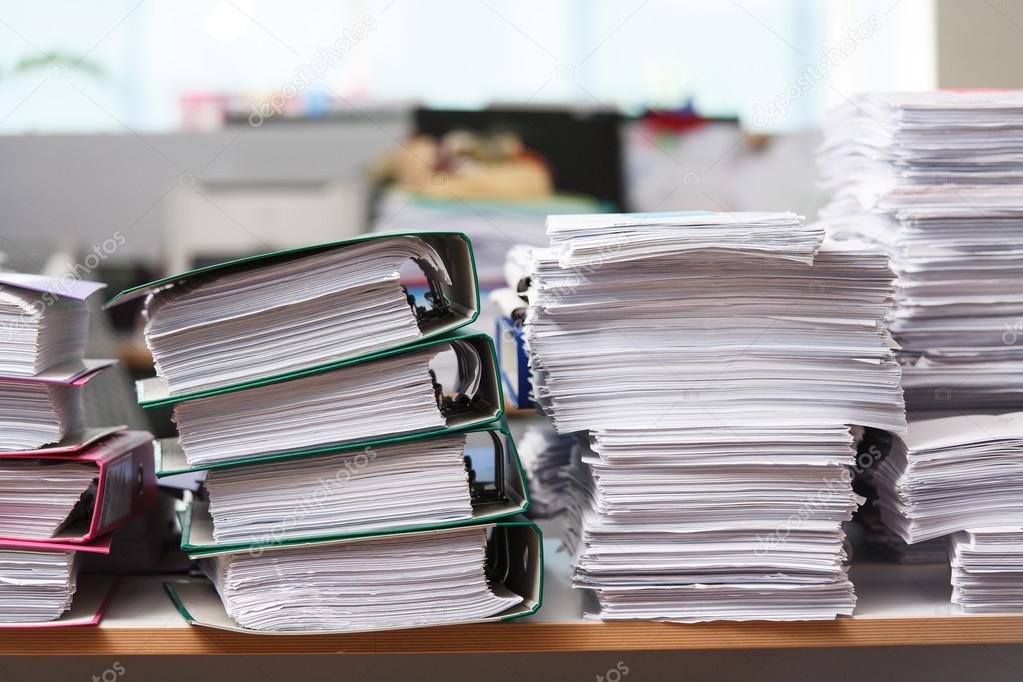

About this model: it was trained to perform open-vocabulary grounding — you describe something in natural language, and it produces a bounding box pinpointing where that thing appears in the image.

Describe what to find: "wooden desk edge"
[3,617,1023,655]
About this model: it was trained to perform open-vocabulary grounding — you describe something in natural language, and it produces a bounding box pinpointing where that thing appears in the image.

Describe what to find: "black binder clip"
[429,368,473,417]
[463,432,506,505]
[402,262,452,327]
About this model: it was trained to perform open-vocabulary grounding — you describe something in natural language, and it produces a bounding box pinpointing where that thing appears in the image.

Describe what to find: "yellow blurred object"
[372,131,554,201]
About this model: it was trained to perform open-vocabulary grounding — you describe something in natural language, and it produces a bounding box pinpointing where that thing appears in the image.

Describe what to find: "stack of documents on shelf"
[950,528,1023,612]
[143,333,503,470]
[169,520,541,634]
[874,412,1023,543]
[106,233,482,397]
[111,235,544,633]
[203,434,474,544]
[545,211,824,267]
[818,91,1023,414]
[517,425,574,518]
[0,460,95,539]
[139,237,446,395]
[0,275,96,377]
[0,275,113,452]
[528,216,902,434]
[528,210,905,622]
[0,548,77,623]
[0,382,85,452]
[171,344,447,467]
[201,525,522,632]
[0,274,154,626]
[562,428,861,622]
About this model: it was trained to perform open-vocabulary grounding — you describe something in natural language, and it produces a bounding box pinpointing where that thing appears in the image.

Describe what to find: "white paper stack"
[0,460,96,539]
[950,528,1023,612]
[528,224,902,435]
[204,435,472,544]
[516,425,575,518]
[874,412,1023,544]
[173,345,447,467]
[201,525,521,631]
[562,429,860,622]
[0,276,105,452]
[527,210,905,621]
[0,548,77,623]
[0,383,84,452]
[143,237,450,395]
[0,286,89,377]
[818,91,1023,413]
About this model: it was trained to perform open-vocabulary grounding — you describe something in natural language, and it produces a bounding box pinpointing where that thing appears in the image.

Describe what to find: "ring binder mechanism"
[407,268,453,327]
[106,233,481,398]
[164,519,542,634]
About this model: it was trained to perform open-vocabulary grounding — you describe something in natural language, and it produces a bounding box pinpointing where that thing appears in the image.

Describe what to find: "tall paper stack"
[526,211,904,621]
[818,91,1023,415]
[0,274,156,626]
[819,91,1023,610]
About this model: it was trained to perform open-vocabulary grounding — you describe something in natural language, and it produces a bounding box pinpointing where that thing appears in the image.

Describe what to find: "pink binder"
[0,430,157,544]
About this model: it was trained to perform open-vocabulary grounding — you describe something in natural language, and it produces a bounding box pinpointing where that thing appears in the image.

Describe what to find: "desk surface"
[1,536,1021,656]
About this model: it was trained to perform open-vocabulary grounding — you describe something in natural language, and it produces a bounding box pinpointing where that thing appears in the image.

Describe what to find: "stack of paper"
[142,237,449,395]
[0,275,112,452]
[0,383,84,452]
[528,210,904,621]
[171,345,447,467]
[950,528,1023,612]
[0,548,77,623]
[873,412,1023,544]
[0,274,157,625]
[202,525,522,631]
[818,91,1023,413]
[204,435,473,544]
[516,425,575,518]
[111,235,537,632]
[0,285,88,377]
[0,460,96,538]
[562,428,861,622]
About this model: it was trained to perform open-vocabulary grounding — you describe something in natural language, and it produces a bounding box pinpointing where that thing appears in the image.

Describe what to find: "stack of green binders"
[107,232,542,634]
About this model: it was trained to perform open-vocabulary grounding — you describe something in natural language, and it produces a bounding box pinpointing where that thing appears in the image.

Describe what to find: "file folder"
[176,423,530,553]
[147,332,505,471]
[0,574,119,629]
[0,535,117,628]
[105,232,480,387]
[163,519,543,634]
[0,431,157,544]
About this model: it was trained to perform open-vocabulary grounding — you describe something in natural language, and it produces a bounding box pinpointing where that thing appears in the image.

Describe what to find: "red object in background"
[642,108,710,134]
